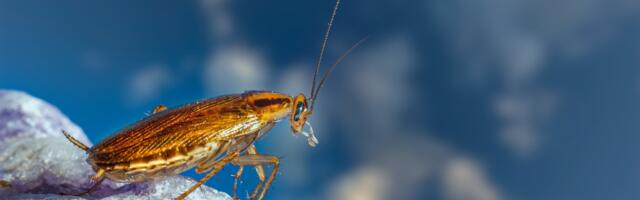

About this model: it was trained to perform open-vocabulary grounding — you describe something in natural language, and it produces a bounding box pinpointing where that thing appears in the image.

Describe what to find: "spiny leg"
[231,154,280,200]
[176,152,239,200]
[233,166,244,200]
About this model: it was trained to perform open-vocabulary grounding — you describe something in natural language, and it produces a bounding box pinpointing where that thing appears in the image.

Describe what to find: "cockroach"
[62,0,366,199]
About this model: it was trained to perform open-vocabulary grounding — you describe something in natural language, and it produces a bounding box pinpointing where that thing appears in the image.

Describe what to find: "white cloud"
[277,63,312,96]
[494,91,555,157]
[427,0,604,157]
[325,35,503,200]
[499,123,537,157]
[429,0,640,157]
[500,35,545,86]
[199,0,270,95]
[430,0,640,77]
[203,46,269,94]
[341,35,417,135]
[329,166,389,200]
[443,158,502,200]
[199,0,235,42]
[126,65,172,105]
[327,136,503,200]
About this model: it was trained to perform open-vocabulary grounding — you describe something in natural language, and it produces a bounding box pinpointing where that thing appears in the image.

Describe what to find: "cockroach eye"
[294,101,305,121]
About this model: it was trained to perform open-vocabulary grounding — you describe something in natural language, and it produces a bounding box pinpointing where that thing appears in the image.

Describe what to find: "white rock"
[0,137,94,196]
[103,176,231,200]
[0,90,89,145]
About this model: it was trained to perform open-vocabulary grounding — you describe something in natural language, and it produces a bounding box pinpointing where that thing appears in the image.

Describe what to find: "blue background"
[2,0,640,199]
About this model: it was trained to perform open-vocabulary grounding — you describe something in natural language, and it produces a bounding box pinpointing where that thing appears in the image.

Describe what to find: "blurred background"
[1,0,640,199]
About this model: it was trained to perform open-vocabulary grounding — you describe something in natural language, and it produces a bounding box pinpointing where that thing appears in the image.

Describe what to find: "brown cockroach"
[62,0,365,199]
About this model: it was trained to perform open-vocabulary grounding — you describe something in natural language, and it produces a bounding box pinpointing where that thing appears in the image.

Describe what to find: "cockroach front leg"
[231,153,280,200]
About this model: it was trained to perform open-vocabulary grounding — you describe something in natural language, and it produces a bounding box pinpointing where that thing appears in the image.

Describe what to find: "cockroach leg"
[231,154,280,200]
[246,145,266,199]
[195,143,229,174]
[91,168,106,181]
[152,105,167,114]
[176,152,240,200]
[233,145,266,200]
[74,168,106,196]
[75,177,105,196]
[247,145,266,181]
[233,166,244,200]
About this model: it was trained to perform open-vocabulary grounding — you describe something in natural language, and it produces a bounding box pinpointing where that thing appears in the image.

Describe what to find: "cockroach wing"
[90,94,265,164]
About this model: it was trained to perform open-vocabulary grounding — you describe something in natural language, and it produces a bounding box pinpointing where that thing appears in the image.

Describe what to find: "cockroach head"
[287,0,365,147]
[290,94,310,134]
[290,93,318,147]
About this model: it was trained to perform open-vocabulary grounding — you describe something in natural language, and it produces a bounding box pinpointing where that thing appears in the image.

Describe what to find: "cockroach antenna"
[310,0,340,104]
[308,0,368,112]
[309,36,368,112]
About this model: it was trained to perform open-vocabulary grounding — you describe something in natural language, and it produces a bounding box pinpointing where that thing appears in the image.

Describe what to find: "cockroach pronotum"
[62,0,365,199]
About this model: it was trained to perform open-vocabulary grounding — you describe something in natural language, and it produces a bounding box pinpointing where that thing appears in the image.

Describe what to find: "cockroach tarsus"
[62,0,366,199]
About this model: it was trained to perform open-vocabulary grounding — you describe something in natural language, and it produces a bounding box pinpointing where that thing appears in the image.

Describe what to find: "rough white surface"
[102,176,231,200]
[0,90,231,200]
[0,90,89,145]
[0,137,95,196]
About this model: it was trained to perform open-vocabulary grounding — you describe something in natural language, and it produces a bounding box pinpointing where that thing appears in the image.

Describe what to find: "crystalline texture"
[0,90,90,145]
[0,90,231,200]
